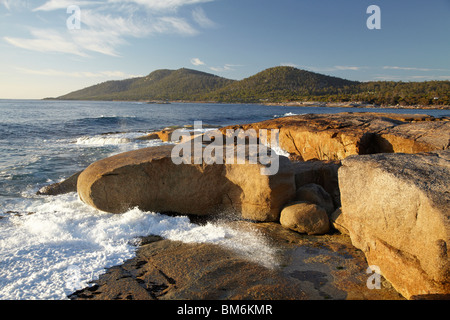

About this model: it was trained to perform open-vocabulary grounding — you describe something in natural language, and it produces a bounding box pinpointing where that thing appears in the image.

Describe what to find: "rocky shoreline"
[263,101,450,110]
[39,112,450,300]
[68,221,403,300]
[81,99,450,111]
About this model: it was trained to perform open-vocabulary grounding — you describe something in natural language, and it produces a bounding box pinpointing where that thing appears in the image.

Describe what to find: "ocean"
[0,99,448,300]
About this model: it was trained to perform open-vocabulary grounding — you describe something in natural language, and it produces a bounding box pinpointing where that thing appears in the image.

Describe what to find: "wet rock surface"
[36,171,82,196]
[69,221,403,300]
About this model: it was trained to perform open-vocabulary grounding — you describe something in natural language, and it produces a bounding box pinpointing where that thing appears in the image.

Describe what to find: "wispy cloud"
[296,65,367,73]
[290,63,450,77]
[383,66,450,72]
[189,58,241,73]
[33,0,103,12]
[281,63,364,71]
[4,29,87,56]
[209,64,241,72]
[191,58,205,66]
[373,74,450,81]
[107,0,214,11]
[334,65,364,71]
[4,0,215,57]
[0,0,9,10]
[33,0,214,12]
[151,16,198,35]
[15,67,142,79]
[1,0,30,10]
[192,7,215,28]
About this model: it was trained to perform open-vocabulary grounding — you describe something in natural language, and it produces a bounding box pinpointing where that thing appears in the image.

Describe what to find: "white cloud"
[4,27,124,57]
[5,6,200,57]
[107,0,213,11]
[190,58,205,66]
[33,0,214,12]
[299,65,367,73]
[192,7,215,28]
[4,29,87,56]
[334,66,363,71]
[151,16,198,35]
[383,66,450,72]
[15,67,142,79]
[4,0,216,57]
[209,64,241,72]
[33,0,104,11]
[79,6,197,36]
[71,30,125,57]
[189,59,242,73]
[67,9,149,56]
[1,0,30,10]
[0,0,9,10]
[373,74,450,81]
[32,0,214,12]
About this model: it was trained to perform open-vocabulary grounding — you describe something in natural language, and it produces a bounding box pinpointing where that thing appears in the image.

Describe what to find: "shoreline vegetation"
[39,111,450,300]
[43,98,450,111]
[263,101,450,110]
[44,66,450,109]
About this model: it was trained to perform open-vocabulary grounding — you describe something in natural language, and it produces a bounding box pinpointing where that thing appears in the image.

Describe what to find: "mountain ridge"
[52,66,450,106]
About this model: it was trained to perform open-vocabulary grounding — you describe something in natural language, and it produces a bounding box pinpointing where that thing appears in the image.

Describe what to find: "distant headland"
[45,66,450,109]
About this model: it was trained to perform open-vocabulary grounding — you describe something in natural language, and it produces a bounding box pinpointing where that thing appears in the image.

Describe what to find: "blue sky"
[0,0,449,99]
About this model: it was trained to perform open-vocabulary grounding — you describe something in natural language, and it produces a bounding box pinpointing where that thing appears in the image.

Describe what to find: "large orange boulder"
[77,145,295,222]
[338,150,450,299]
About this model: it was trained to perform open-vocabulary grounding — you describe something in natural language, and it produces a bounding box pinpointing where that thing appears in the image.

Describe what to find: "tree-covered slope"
[57,68,235,101]
[54,66,450,106]
[203,66,359,102]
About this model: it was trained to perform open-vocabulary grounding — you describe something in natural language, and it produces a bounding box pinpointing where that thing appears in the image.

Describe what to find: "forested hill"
[56,68,235,101]
[205,67,358,103]
[53,66,450,106]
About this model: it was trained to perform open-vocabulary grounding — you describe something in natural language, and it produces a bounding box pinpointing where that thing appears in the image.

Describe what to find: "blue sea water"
[0,99,447,300]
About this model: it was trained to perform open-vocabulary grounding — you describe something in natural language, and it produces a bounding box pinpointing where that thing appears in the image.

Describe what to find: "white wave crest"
[76,136,131,145]
[273,112,305,118]
[0,193,279,300]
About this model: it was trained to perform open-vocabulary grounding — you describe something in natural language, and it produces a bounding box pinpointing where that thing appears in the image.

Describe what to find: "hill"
[56,68,235,101]
[203,66,359,103]
[54,66,450,106]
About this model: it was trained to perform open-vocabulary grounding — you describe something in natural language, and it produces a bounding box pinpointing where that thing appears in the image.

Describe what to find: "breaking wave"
[0,193,279,300]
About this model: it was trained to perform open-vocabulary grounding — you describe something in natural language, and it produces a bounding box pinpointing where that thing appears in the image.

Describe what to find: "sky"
[0,0,449,99]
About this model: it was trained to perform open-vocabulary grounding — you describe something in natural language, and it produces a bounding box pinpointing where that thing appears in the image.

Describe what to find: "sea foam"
[273,112,304,118]
[0,193,278,300]
[75,132,146,146]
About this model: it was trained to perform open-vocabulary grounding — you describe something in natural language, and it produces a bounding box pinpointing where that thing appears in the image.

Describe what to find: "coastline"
[69,220,404,301]
[11,101,448,300]
[262,101,450,110]
[42,97,450,111]
[63,111,449,300]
